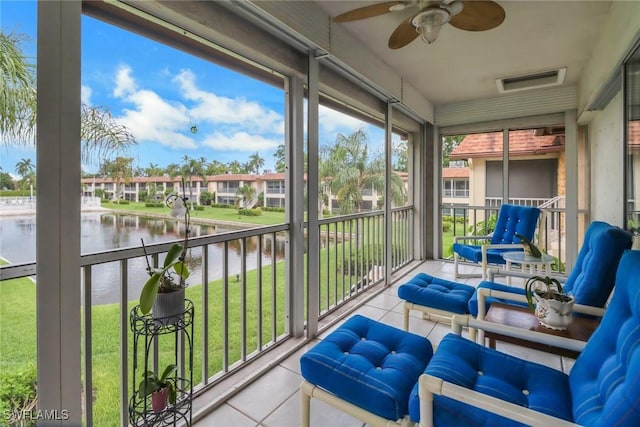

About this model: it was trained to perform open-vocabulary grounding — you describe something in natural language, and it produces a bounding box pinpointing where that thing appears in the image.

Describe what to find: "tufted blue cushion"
[453,204,541,265]
[409,333,573,425]
[468,221,632,316]
[569,250,640,426]
[398,273,476,314]
[300,315,433,421]
[561,221,632,307]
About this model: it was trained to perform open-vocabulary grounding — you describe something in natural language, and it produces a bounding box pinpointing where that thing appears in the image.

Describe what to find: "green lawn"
[1,261,287,426]
[0,205,411,425]
[106,201,286,226]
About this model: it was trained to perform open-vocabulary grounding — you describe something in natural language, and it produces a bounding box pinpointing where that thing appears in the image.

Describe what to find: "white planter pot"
[152,288,185,326]
[534,292,574,330]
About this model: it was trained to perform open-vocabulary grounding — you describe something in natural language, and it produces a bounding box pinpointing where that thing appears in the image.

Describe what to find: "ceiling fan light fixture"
[412,8,451,44]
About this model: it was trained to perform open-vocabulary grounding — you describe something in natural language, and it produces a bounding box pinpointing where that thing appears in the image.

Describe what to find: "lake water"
[0,212,283,305]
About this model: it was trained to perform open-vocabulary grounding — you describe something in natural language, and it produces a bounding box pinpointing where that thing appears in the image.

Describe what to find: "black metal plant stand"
[129,300,194,426]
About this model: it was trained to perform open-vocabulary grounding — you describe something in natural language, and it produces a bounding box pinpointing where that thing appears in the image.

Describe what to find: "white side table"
[501,251,555,285]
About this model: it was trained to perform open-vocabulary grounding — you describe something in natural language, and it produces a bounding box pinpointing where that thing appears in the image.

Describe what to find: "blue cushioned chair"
[416,249,640,427]
[399,221,632,331]
[470,220,633,318]
[453,204,541,280]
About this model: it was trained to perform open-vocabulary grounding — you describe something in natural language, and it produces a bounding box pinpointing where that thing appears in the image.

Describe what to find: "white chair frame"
[418,314,587,427]
[454,210,547,280]
[301,307,595,427]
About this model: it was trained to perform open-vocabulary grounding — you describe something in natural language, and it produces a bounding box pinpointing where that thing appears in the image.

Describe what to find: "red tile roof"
[442,167,469,178]
[450,130,565,159]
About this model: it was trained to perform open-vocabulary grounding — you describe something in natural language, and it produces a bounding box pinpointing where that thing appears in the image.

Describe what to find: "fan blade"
[388,15,419,49]
[334,1,409,23]
[449,0,505,31]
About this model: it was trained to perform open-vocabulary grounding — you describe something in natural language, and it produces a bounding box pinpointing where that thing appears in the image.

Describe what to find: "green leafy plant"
[514,232,542,258]
[524,275,568,312]
[137,364,177,404]
[139,179,191,315]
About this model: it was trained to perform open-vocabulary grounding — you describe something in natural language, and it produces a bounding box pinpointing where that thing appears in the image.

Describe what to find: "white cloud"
[111,66,284,152]
[318,104,368,133]
[81,85,92,105]
[201,132,281,151]
[173,70,284,134]
[113,65,136,98]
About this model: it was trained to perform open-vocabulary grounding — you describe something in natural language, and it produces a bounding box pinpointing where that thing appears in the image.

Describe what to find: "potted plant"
[514,233,542,258]
[139,179,191,323]
[525,275,574,330]
[137,364,178,413]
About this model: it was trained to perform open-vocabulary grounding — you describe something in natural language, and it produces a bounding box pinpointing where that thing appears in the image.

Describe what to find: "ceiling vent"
[497,68,567,94]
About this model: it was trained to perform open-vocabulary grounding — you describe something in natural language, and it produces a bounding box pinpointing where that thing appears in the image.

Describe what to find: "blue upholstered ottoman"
[398,272,476,314]
[300,315,433,422]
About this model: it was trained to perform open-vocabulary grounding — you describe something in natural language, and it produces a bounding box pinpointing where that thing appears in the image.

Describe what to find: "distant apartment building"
[449,129,565,209]
[82,171,409,212]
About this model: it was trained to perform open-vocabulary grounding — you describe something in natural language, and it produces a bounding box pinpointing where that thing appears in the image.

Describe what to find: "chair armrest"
[451,314,586,353]
[453,235,492,243]
[487,268,569,283]
[419,374,579,427]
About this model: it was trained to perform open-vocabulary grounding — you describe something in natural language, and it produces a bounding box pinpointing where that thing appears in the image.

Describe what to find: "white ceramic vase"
[533,292,574,330]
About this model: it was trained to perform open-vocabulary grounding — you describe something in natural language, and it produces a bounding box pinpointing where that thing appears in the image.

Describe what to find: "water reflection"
[0,212,285,305]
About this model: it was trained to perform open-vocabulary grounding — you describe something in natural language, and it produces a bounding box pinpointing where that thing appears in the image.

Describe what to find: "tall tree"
[144,163,163,177]
[442,135,465,167]
[181,156,207,206]
[205,160,227,176]
[100,157,133,202]
[15,158,34,179]
[393,140,408,172]
[248,152,265,175]
[273,144,285,173]
[1,32,35,145]
[236,184,257,208]
[320,128,407,215]
[1,31,136,164]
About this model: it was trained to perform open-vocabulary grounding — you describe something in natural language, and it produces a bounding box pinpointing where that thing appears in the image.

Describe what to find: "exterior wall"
[557,151,566,197]
[468,158,487,208]
[590,91,625,226]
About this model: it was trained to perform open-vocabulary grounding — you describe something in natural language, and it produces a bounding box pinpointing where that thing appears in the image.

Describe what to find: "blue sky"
[1,1,388,176]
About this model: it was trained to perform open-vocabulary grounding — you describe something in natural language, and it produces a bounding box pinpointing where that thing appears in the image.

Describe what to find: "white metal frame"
[300,381,413,427]
[453,238,527,279]
[301,307,592,427]
[418,314,586,427]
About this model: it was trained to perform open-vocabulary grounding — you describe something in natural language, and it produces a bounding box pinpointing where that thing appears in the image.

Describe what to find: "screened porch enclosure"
[1,0,637,426]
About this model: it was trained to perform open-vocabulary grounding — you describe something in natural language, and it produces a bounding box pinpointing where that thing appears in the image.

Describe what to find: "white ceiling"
[313,1,613,106]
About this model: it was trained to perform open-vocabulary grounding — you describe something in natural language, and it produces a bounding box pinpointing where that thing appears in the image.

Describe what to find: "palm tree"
[1,32,36,145]
[1,31,136,164]
[100,157,133,202]
[320,128,407,215]
[180,156,207,206]
[206,160,226,175]
[236,184,257,209]
[15,158,35,192]
[248,152,265,175]
[15,158,34,179]
[273,144,286,173]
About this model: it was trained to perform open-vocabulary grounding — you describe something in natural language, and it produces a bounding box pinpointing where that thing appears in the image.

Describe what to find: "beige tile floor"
[193,260,572,427]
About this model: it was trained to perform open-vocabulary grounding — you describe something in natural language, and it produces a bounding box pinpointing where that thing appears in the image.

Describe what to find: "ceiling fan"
[333,0,505,48]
